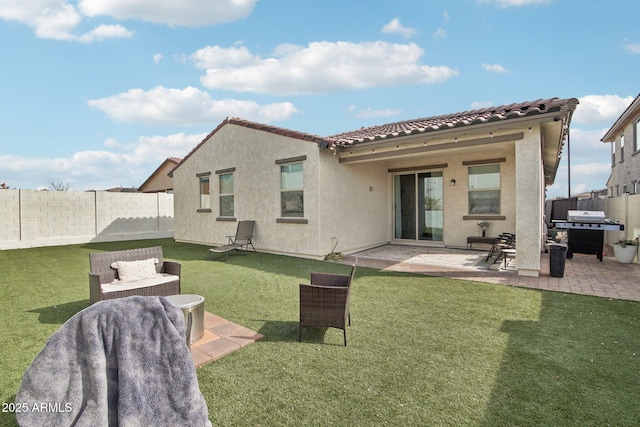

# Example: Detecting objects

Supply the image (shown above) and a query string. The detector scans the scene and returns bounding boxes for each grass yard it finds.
[1,239,639,426]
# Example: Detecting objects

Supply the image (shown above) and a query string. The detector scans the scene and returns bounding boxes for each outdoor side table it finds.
[165,294,205,346]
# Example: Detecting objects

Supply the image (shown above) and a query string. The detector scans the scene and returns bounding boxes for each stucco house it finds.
[602,93,640,196]
[139,157,182,193]
[171,97,578,277]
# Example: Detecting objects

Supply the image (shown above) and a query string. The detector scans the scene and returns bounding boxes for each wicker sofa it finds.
[89,246,181,304]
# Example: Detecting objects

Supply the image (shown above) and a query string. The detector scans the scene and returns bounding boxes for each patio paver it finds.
[190,311,263,368]
[343,245,640,302]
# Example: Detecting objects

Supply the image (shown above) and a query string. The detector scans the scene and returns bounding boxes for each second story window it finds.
[612,142,616,166]
[620,134,624,161]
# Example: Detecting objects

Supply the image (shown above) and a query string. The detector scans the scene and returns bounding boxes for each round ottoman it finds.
[165,294,205,345]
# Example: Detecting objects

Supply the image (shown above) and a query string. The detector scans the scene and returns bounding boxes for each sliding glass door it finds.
[394,172,443,242]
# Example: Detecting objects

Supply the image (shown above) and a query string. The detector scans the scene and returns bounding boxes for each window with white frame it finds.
[280,162,304,217]
[468,164,500,214]
[198,175,210,210]
[218,172,234,217]
[620,133,625,161]
[635,119,639,153]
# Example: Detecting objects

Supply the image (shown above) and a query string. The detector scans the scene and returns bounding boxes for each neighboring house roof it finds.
[601,93,640,142]
[139,157,181,193]
[106,187,139,193]
[330,97,578,147]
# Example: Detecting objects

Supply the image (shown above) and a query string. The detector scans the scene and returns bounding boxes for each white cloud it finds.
[624,42,640,54]
[191,45,255,68]
[153,53,163,64]
[0,0,255,41]
[481,63,510,73]
[351,107,402,120]
[0,132,207,190]
[381,18,416,39]
[77,24,133,42]
[88,86,299,125]
[433,28,447,38]
[477,0,551,7]
[470,101,494,109]
[130,133,207,160]
[197,41,459,95]
[547,127,613,197]
[0,0,132,41]
[547,161,611,197]
[572,95,635,127]
[442,10,450,23]
[78,0,256,27]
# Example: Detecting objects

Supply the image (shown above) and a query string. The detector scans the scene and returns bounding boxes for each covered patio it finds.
[343,245,640,302]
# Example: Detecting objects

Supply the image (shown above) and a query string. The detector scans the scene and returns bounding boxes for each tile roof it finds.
[225,117,334,147]
[329,97,579,147]
[170,97,578,176]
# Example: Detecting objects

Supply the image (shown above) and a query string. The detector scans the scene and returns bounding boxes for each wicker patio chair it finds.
[208,220,256,260]
[299,262,356,346]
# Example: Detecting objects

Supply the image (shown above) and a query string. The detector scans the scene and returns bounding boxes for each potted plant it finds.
[477,221,490,237]
[612,237,639,263]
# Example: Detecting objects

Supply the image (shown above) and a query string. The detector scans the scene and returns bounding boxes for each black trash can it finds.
[549,243,568,278]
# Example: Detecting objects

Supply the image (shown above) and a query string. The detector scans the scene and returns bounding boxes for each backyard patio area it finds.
[1,239,638,426]
[345,244,640,302]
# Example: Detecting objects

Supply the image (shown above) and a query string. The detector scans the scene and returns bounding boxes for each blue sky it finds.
[1,0,638,196]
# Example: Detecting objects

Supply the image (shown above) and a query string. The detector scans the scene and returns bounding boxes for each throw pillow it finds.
[111,258,159,282]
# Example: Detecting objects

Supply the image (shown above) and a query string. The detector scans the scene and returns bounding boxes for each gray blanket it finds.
[16,296,211,426]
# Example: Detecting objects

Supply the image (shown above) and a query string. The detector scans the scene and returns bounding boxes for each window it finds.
[280,163,303,217]
[199,176,210,210]
[635,119,639,153]
[620,134,624,161]
[218,173,234,217]
[468,164,500,214]
[612,142,616,166]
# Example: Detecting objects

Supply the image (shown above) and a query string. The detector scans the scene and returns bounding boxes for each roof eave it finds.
[336,112,572,153]
[601,94,640,142]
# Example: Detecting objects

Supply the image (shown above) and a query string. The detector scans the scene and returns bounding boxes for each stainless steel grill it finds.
[552,211,624,261]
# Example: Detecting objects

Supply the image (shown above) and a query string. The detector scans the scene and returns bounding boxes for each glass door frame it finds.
[392,170,444,244]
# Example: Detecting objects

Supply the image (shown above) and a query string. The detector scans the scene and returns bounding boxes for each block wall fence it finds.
[0,190,173,250]
[602,193,640,246]
[1,189,637,251]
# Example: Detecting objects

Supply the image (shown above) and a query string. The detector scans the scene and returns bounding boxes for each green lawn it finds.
[1,239,639,426]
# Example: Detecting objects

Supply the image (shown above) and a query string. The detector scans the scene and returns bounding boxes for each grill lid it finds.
[567,210,605,223]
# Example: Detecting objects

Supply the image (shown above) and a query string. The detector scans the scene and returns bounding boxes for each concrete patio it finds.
[343,245,640,302]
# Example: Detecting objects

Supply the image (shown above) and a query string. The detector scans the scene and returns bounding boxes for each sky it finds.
[0,0,638,196]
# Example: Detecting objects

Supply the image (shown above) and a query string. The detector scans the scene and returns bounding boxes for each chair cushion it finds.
[102,273,178,293]
[111,258,159,282]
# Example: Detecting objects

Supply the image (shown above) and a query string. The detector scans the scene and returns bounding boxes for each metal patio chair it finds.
[208,220,256,260]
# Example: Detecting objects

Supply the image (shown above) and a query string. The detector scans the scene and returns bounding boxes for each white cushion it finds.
[102,273,178,294]
[111,258,159,282]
